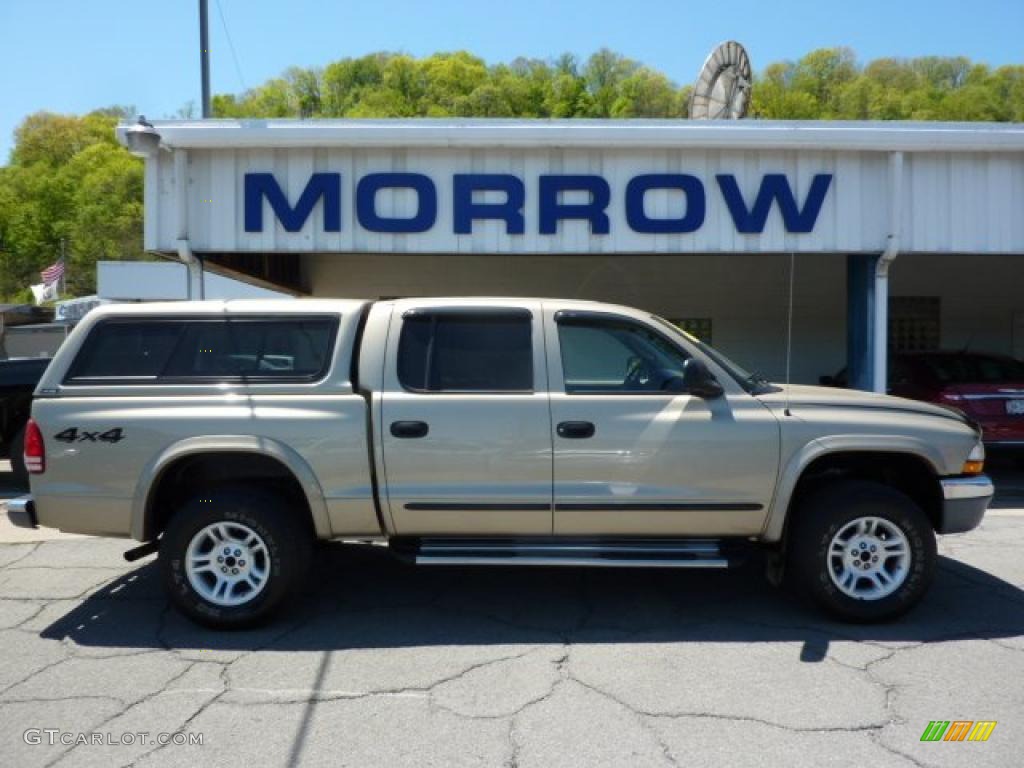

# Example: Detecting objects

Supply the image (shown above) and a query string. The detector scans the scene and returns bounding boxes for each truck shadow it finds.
[40,543,1024,660]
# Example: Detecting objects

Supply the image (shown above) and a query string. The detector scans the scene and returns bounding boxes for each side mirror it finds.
[662,375,686,393]
[681,358,724,399]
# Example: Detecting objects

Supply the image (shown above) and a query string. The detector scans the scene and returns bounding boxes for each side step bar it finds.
[400,538,744,569]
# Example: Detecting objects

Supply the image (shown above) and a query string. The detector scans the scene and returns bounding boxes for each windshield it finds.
[649,314,774,394]
[917,354,1024,384]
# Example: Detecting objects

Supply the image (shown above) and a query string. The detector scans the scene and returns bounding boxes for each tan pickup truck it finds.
[8,298,992,628]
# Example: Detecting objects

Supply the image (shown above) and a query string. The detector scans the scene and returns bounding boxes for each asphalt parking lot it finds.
[1,463,1023,768]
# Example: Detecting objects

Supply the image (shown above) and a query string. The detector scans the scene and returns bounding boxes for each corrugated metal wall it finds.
[144,146,1024,255]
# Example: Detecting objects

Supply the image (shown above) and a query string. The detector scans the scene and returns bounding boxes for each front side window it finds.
[557,315,690,394]
[66,317,337,383]
[398,310,533,392]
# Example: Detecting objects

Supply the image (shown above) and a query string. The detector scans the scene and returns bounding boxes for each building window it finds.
[398,310,533,392]
[889,297,940,353]
[668,318,713,345]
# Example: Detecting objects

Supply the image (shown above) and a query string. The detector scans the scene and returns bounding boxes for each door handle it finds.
[557,420,595,439]
[390,420,429,439]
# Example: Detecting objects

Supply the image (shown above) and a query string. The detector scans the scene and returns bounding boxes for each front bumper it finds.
[5,495,38,529]
[938,475,993,534]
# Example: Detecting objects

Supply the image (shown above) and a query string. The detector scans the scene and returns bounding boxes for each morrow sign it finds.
[244,172,833,236]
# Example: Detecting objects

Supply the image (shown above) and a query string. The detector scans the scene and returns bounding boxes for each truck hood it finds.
[757,383,974,428]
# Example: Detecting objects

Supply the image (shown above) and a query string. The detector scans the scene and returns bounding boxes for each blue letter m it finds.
[717,173,832,234]
[244,173,341,232]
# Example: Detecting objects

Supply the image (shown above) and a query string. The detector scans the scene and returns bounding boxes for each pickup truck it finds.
[9,298,993,628]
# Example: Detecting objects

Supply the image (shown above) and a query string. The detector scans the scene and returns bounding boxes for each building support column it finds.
[849,152,904,393]
[846,254,877,391]
[173,148,205,300]
[872,151,904,394]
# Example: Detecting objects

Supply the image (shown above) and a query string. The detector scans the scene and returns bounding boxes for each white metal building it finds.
[118,119,1024,389]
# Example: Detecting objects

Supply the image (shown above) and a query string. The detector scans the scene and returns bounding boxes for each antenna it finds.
[784,252,795,417]
[689,41,753,120]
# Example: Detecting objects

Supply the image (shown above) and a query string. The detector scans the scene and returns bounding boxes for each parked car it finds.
[0,357,51,485]
[821,351,1024,448]
[8,299,992,628]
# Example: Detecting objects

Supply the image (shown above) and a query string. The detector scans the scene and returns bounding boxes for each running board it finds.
[398,538,744,569]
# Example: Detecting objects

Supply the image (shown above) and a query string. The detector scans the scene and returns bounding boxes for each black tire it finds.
[787,480,936,623]
[160,486,313,629]
[9,425,28,488]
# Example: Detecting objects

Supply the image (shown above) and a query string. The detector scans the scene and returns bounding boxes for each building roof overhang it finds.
[118,118,1024,155]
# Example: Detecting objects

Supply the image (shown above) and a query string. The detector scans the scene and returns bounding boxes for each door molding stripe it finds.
[554,502,763,512]
[403,502,763,512]
[404,503,552,511]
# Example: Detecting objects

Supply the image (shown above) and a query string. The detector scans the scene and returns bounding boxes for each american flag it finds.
[40,259,65,285]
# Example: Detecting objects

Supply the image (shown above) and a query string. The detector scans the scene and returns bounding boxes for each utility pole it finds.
[199,0,211,118]
[196,0,210,301]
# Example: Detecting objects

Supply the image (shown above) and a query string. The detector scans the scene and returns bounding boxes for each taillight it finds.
[24,418,45,474]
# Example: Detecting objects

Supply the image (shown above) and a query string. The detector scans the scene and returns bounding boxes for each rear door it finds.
[545,306,780,536]
[380,301,553,535]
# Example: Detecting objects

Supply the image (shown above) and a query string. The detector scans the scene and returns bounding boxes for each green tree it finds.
[286,67,323,117]
[0,110,144,300]
[791,47,858,116]
[611,68,680,117]
[583,48,638,117]
[382,55,427,115]
[322,54,387,115]
[420,51,489,115]
[545,69,590,117]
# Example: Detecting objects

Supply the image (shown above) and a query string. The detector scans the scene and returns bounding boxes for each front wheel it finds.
[160,487,313,628]
[787,481,936,622]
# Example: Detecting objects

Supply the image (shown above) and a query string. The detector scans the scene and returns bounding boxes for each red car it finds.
[822,351,1024,447]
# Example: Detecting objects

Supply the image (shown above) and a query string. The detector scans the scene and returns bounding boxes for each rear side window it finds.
[66,317,338,384]
[65,323,182,380]
[398,310,533,392]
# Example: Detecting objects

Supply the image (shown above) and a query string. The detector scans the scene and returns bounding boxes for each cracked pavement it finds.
[0,503,1022,767]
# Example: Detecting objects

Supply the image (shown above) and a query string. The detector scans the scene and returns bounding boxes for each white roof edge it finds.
[117,118,1024,153]
[87,298,366,316]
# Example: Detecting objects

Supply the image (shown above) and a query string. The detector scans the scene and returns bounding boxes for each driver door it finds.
[544,306,779,536]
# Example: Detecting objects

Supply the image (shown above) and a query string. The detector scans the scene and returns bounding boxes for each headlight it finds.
[962,442,985,475]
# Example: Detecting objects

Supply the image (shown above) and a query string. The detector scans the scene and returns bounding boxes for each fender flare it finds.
[130,435,332,541]
[761,434,945,542]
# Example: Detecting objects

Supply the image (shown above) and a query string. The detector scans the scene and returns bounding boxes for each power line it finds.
[215,0,247,93]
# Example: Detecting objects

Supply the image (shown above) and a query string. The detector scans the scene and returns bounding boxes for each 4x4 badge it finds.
[53,427,125,444]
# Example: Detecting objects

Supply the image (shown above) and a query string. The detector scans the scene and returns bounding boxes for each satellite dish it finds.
[689,41,752,119]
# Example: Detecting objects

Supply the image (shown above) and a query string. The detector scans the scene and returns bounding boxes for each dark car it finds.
[0,357,51,484]
[822,351,1024,447]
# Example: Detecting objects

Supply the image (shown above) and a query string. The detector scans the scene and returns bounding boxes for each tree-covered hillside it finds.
[2,48,1022,301]
[211,48,1024,122]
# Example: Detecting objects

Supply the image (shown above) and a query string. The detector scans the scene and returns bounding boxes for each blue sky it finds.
[2,0,1022,162]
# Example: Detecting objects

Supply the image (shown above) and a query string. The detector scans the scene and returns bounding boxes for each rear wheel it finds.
[787,481,936,622]
[160,486,313,628]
